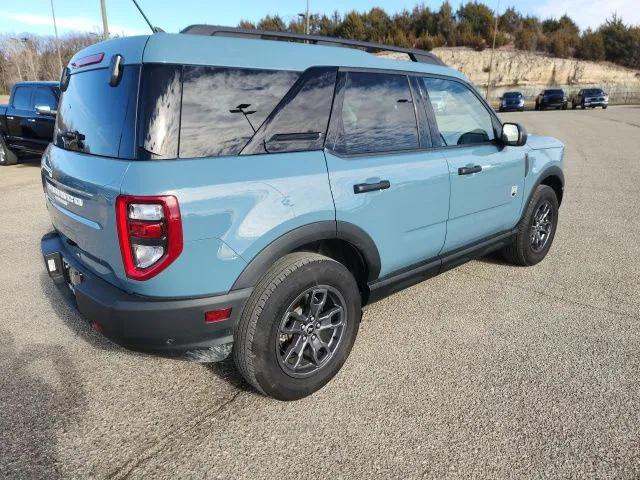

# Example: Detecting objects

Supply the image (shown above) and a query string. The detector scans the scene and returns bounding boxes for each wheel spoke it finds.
[280,311,305,335]
[317,306,344,330]
[283,336,306,364]
[309,335,330,366]
[308,288,328,317]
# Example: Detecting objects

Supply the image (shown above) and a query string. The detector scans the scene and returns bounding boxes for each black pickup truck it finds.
[0,81,59,166]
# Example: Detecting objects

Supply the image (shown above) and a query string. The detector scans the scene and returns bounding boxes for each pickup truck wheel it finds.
[0,139,18,166]
[502,185,559,266]
[233,252,361,401]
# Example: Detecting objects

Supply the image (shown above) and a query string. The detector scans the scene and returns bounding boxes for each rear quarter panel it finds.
[120,151,335,298]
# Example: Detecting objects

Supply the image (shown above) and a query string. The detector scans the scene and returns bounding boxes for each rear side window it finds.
[55,66,140,158]
[242,67,337,155]
[331,72,419,155]
[138,64,183,159]
[12,87,32,110]
[179,67,299,158]
[422,77,495,146]
[33,87,58,110]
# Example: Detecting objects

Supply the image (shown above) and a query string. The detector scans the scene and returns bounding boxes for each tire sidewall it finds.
[250,259,360,400]
[521,186,559,265]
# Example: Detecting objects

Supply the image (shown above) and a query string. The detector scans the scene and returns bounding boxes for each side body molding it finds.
[231,221,381,290]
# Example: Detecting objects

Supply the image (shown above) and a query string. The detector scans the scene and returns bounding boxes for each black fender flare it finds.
[521,165,565,222]
[231,221,381,290]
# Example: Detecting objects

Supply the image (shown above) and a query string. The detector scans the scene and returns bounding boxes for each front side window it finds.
[332,72,419,155]
[179,67,299,158]
[422,77,495,146]
[33,87,58,110]
[12,87,32,110]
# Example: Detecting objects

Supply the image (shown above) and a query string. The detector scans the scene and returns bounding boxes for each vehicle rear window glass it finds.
[332,72,419,155]
[422,77,495,146]
[12,87,32,110]
[179,67,299,158]
[33,87,58,110]
[242,67,337,155]
[55,66,140,158]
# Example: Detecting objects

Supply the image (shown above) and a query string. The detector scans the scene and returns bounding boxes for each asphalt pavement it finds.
[1,106,639,479]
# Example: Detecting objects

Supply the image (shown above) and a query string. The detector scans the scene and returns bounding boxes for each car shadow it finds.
[475,251,511,266]
[0,329,87,479]
[39,272,252,393]
[203,358,253,392]
[39,272,125,353]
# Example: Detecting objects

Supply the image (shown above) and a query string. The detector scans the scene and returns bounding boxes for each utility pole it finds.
[100,0,109,39]
[50,0,63,73]
[305,0,310,35]
[486,0,500,101]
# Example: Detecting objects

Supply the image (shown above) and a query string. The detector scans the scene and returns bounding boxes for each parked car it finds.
[498,91,525,112]
[534,89,568,110]
[0,81,59,166]
[41,28,565,400]
[571,88,608,109]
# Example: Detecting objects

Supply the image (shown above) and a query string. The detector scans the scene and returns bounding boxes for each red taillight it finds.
[71,52,104,69]
[115,195,183,281]
[205,308,232,324]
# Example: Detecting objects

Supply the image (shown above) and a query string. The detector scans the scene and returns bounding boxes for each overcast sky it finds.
[0,0,638,38]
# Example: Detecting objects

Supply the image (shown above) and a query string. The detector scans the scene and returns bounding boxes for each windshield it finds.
[504,92,521,98]
[545,89,563,95]
[584,89,604,96]
[54,66,140,159]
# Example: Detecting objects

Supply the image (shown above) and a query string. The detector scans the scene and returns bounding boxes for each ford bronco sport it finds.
[41,27,565,400]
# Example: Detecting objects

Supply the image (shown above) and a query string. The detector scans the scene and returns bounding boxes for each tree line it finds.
[0,33,98,95]
[1,2,639,95]
[241,4,640,68]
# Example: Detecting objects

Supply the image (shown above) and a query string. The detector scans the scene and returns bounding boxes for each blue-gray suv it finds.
[41,26,565,400]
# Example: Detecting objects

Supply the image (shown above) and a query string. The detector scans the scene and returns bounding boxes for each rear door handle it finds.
[353,180,391,194]
[27,118,36,123]
[458,165,482,175]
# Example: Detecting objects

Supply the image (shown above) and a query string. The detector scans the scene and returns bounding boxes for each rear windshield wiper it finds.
[60,130,86,150]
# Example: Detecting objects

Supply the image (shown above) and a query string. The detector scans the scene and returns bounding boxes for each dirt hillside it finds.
[433,47,640,102]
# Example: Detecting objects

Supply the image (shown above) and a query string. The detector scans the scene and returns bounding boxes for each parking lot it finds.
[1,106,639,478]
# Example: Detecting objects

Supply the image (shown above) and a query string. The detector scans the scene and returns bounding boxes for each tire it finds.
[233,252,361,401]
[572,102,576,110]
[0,138,18,166]
[581,102,585,110]
[562,103,567,110]
[534,102,539,111]
[603,105,607,109]
[501,185,559,266]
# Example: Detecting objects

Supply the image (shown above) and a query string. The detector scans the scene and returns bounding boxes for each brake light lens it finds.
[116,195,183,281]
[71,52,104,69]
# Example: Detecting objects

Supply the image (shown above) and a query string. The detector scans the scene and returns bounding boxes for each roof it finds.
[142,33,465,80]
[66,32,466,81]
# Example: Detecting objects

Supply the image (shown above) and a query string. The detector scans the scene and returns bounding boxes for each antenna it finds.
[132,0,163,33]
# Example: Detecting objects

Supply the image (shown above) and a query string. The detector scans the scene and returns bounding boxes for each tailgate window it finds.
[55,66,140,159]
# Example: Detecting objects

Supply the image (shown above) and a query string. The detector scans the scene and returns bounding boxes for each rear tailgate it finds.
[43,145,130,287]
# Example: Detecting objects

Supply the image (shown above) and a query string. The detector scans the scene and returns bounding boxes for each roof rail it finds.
[180,25,446,67]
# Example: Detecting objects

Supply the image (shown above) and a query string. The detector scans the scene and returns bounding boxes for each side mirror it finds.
[501,122,527,147]
[36,105,57,116]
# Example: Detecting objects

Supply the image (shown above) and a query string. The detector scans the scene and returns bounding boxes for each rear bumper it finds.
[41,231,251,361]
